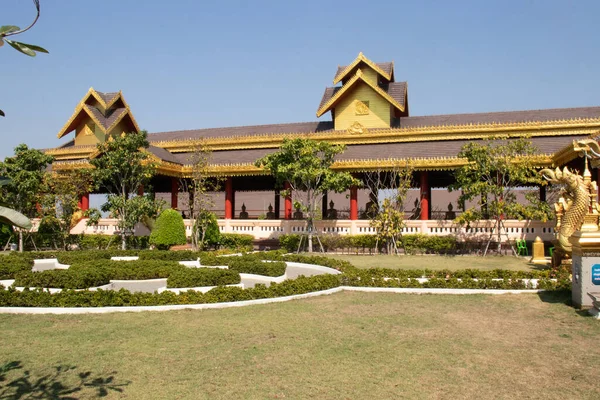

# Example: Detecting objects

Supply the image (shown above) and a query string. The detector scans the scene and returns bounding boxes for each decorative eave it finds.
[44,116,600,160]
[551,135,600,167]
[333,52,393,84]
[149,117,600,153]
[317,69,405,117]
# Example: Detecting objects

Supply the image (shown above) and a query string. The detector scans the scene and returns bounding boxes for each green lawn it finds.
[317,253,544,271]
[1,291,598,399]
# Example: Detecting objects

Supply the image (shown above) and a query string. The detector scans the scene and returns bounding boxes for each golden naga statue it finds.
[540,139,600,253]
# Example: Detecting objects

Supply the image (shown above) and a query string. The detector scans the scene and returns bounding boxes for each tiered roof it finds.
[47,54,600,177]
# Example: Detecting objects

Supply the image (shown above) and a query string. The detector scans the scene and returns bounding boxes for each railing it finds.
[28,218,556,242]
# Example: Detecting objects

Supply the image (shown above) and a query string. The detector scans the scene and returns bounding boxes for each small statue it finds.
[239,203,249,219]
[293,204,304,219]
[266,203,276,219]
[411,198,421,220]
[326,200,338,219]
[445,202,456,220]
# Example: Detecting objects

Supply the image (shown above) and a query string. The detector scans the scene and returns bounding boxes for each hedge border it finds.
[0,287,547,314]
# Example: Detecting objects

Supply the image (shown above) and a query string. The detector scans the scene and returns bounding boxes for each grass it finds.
[317,253,543,271]
[1,291,599,399]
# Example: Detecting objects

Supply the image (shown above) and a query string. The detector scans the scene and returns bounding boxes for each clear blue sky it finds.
[1,0,599,159]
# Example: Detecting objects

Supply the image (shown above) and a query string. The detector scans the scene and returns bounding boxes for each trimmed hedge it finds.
[227,258,286,277]
[278,234,458,254]
[219,233,253,251]
[167,268,240,288]
[0,251,572,308]
[150,209,187,250]
[13,260,241,289]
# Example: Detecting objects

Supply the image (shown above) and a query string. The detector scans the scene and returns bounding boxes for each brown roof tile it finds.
[381,81,407,108]
[400,106,600,128]
[318,87,341,111]
[149,121,335,142]
[85,105,127,130]
[173,134,585,166]
[147,146,181,164]
[95,91,119,105]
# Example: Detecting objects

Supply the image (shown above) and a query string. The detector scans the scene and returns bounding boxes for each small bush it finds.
[227,258,286,277]
[150,209,186,250]
[167,268,240,288]
[219,233,253,251]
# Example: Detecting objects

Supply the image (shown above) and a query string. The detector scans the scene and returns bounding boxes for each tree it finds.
[180,142,221,250]
[255,138,359,252]
[1,0,49,117]
[450,137,552,255]
[40,170,94,250]
[150,209,186,250]
[0,144,53,251]
[88,131,162,250]
[362,163,414,254]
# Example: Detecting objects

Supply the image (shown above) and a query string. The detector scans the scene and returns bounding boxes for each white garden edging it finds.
[0,286,545,315]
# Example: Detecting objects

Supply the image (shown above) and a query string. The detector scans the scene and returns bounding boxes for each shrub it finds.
[219,233,253,251]
[150,209,186,250]
[279,234,304,252]
[227,258,286,277]
[196,211,221,249]
[167,268,240,288]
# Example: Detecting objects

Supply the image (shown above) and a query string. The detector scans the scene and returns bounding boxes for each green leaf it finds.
[0,25,20,35]
[14,41,48,54]
[5,39,36,56]
[0,205,32,229]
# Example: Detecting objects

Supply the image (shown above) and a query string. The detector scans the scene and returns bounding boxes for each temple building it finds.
[44,53,600,240]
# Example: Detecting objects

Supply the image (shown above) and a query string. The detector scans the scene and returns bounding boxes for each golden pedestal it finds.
[569,215,600,308]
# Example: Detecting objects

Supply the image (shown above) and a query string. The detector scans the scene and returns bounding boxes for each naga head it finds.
[540,166,581,191]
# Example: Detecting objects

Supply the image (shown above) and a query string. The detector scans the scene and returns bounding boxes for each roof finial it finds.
[358,51,364,57]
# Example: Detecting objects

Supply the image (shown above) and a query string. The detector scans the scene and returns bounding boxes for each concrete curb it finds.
[0,286,544,315]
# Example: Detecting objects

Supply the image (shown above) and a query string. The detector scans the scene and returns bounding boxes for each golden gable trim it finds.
[333,52,393,84]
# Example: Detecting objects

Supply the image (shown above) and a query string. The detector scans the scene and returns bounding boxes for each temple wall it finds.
[334,82,390,130]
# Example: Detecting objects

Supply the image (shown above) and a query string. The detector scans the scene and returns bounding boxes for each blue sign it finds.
[592,264,600,286]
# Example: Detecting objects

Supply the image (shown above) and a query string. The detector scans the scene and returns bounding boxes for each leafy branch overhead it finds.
[1,0,48,117]
[0,1,48,57]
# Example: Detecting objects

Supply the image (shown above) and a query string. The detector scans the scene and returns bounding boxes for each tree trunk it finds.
[18,230,23,253]
[121,234,126,250]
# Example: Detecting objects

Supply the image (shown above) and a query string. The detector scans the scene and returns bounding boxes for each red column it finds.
[284,181,292,220]
[137,185,144,196]
[420,171,430,220]
[171,178,178,209]
[78,193,90,211]
[350,186,358,220]
[225,177,233,219]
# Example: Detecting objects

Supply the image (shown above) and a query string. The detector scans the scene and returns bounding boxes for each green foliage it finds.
[195,211,220,250]
[167,268,240,288]
[1,1,48,117]
[0,2,48,58]
[278,234,457,255]
[0,144,53,218]
[451,137,550,223]
[227,258,286,277]
[255,138,360,252]
[88,130,162,249]
[450,137,552,254]
[149,209,186,250]
[13,259,241,289]
[219,233,253,251]
[40,170,94,250]
[0,251,572,307]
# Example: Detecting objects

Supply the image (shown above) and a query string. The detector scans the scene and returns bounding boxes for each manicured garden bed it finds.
[0,250,570,308]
